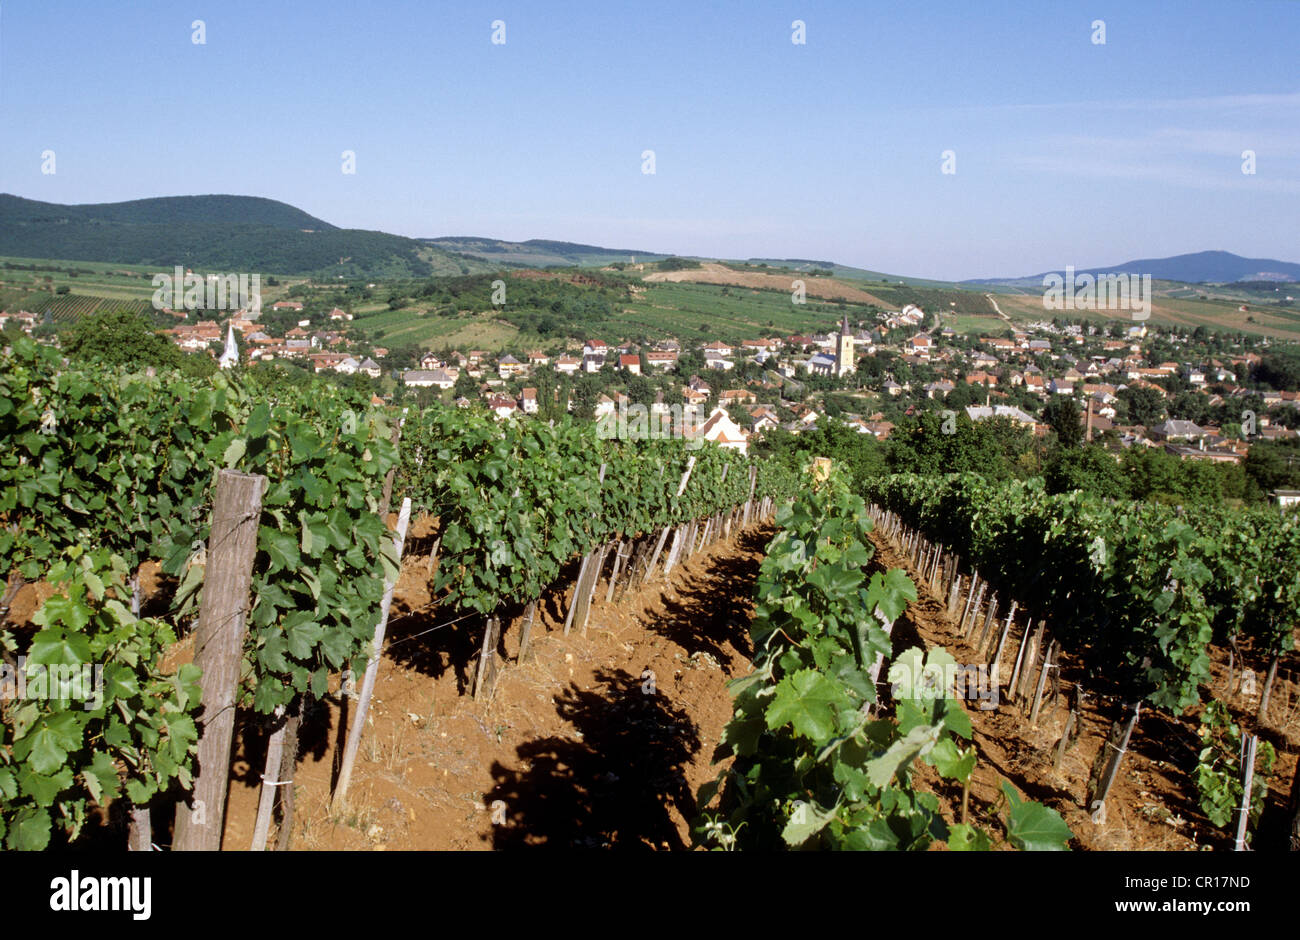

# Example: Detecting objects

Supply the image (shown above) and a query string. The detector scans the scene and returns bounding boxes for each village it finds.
[3,291,1298,480]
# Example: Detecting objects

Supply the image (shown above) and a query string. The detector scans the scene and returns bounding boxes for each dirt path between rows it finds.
[221,526,772,850]
[867,528,1300,851]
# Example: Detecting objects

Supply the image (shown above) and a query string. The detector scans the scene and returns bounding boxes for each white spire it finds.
[218,322,238,369]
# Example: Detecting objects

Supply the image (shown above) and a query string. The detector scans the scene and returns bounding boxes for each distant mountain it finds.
[424,236,671,268]
[0,194,491,278]
[0,194,335,231]
[966,250,1300,287]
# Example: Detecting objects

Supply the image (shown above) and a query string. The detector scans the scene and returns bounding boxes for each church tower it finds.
[834,315,855,378]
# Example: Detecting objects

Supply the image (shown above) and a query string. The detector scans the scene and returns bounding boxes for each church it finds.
[808,316,855,377]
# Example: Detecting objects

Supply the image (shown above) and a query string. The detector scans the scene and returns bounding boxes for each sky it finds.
[0,0,1297,280]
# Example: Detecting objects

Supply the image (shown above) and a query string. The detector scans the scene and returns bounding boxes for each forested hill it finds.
[0,194,490,278]
[0,194,335,230]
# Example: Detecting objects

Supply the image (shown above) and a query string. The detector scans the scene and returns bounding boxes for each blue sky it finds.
[0,0,1296,279]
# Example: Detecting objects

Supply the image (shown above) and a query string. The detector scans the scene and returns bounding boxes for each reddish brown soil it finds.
[643,262,889,306]
[219,526,771,850]
[866,529,1300,851]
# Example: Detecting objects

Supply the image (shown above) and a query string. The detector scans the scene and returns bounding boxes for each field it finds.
[988,283,1300,339]
[644,261,888,305]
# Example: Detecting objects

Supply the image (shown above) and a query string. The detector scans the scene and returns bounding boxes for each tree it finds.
[1118,385,1165,427]
[1042,395,1083,448]
[62,309,184,370]
[1044,445,1126,498]
[1256,350,1300,391]
[1244,439,1300,494]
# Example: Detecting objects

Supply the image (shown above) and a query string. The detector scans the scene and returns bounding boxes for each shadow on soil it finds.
[483,667,702,849]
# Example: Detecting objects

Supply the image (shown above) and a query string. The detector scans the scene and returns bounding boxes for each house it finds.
[965,405,1036,427]
[747,405,780,434]
[527,351,550,367]
[720,389,757,406]
[594,394,616,418]
[358,357,381,378]
[646,350,678,370]
[619,353,641,375]
[328,307,352,321]
[908,335,933,360]
[488,395,518,420]
[404,369,454,389]
[703,340,733,357]
[692,407,749,454]
[704,354,735,371]
[554,355,582,375]
[1148,419,1205,442]
[309,353,350,373]
[924,381,954,399]
[497,354,527,377]
[271,301,304,312]
[519,387,538,414]
[1273,490,1300,509]
[881,379,904,397]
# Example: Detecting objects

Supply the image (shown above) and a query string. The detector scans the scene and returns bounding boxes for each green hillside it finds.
[0,195,489,279]
[424,236,672,268]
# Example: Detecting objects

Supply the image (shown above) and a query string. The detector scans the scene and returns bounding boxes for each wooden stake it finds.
[989,601,1017,670]
[1017,623,1044,704]
[517,600,538,663]
[578,541,610,634]
[251,705,287,850]
[1029,639,1057,728]
[1008,617,1034,700]
[976,595,998,654]
[473,615,502,700]
[605,541,627,604]
[332,498,412,811]
[1053,686,1080,772]
[1234,734,1259,851]
[1258,651,1281,724]
[173,469,265,852]
[1090,701,1142,818]
[563,553,592,635]
[274,698,301,851]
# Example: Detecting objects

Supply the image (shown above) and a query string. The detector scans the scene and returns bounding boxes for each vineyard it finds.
[0,336,797,850]
[863,472,1300,847]
[1,332,1296,851]
[0,288,153,323]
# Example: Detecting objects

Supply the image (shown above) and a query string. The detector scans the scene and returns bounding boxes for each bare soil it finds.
[866,528,1300,851]
[644,262,888,306]
[219,526,772,850]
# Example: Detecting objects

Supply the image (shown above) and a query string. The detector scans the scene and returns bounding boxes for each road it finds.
[985,293,1012,322]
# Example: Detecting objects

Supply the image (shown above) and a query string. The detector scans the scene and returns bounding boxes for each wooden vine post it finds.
[1233,734,1259,851]
[517,600,538,662]
[332,497,412,812]
[250,704,287,850]
[1087,701,1142,824]
[127,579,151,851]
[173,469,266,852]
